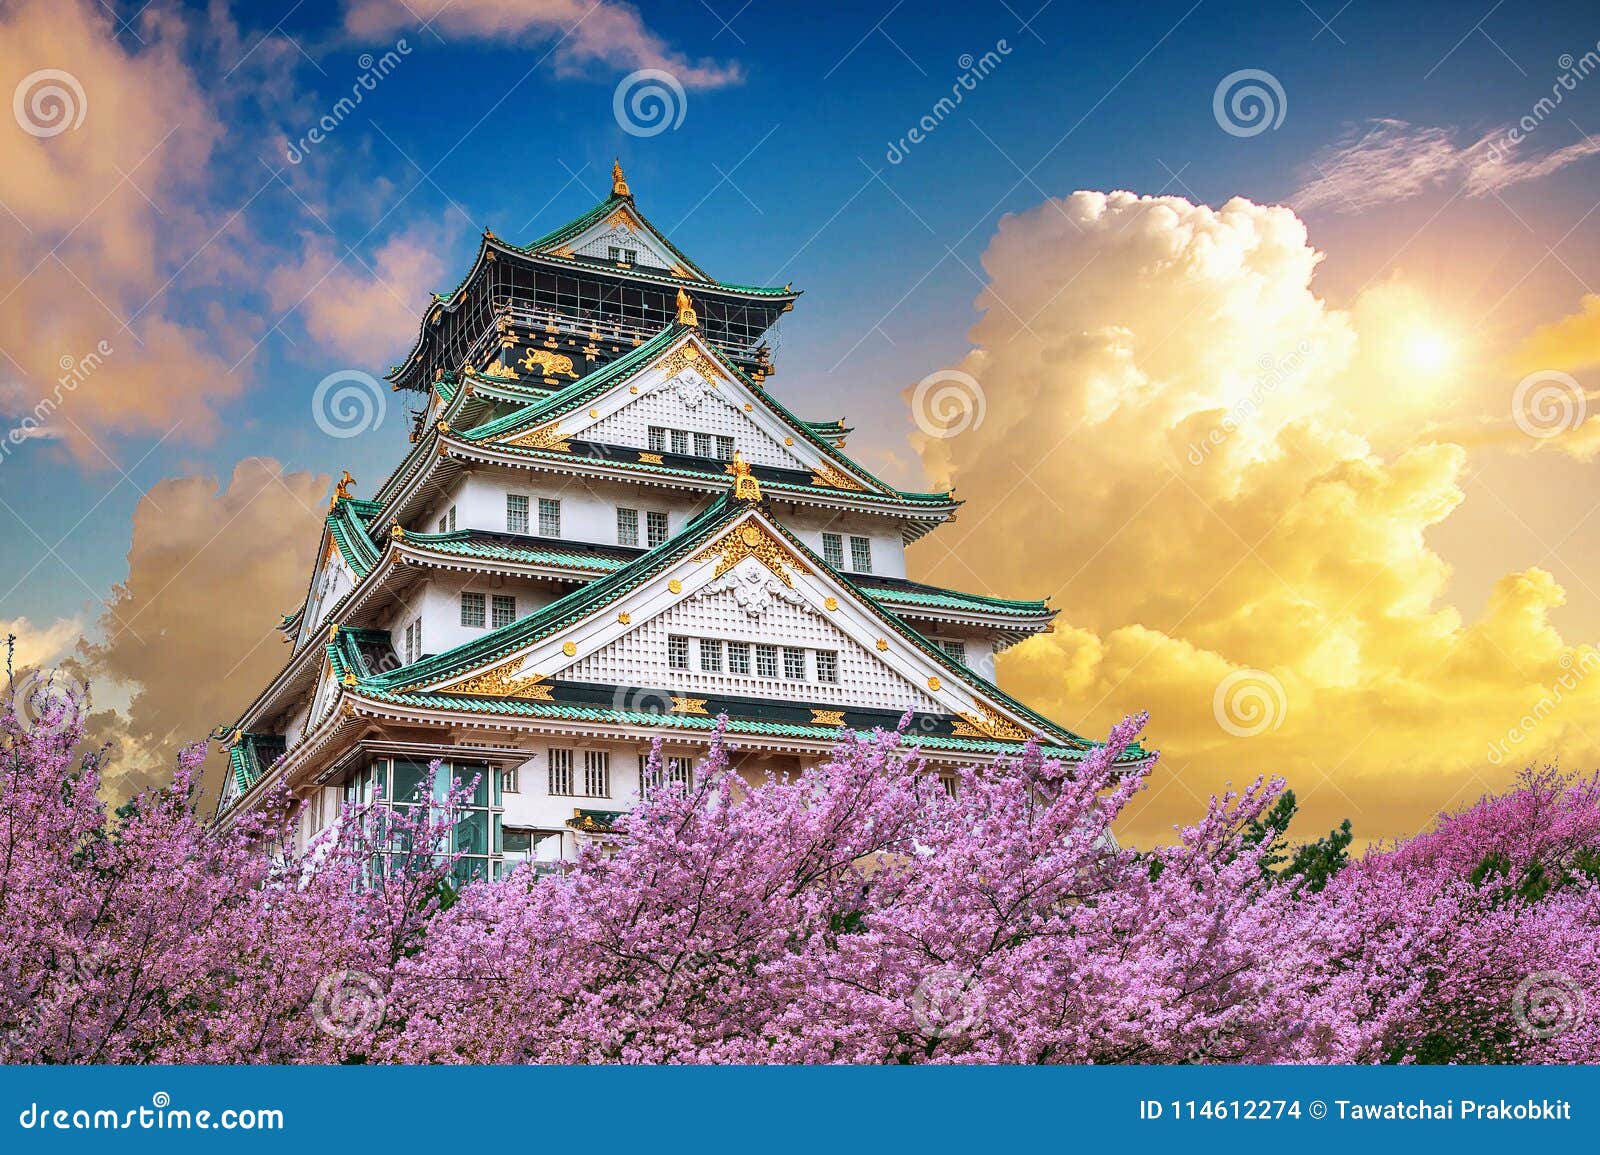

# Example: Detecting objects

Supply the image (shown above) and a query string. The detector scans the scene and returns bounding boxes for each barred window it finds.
[617,507,639,547]
[668,635,690,670]
[670,429,690,455]
[700,638,723,673]
[506,494,529,534]
[694,432,714,458]
[937,639,967,664]
[648,427,667,453]
[646,510,669,547]
[501,768,519,793]
[715,435,735,460]
[727,641,751,675]
[667,756,693,791]
[822,532,844,568]
[538,498,561,537]
[491,595,516,629]
[783,647,806,681]
[640,753,695,799]
[437,505,456,533]
[816,650,839,683]
[460,592,486,628]
[850,536,873,573]
[548,748,573,796]
[582,750,610,798]
[755,644,779,678]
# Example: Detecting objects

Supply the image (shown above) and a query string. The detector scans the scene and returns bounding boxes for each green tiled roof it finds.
[328,498,382,579]
[403,530,636,573]
[354,496,1105,754]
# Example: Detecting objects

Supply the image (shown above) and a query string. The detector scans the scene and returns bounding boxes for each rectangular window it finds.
[608,246,635,264]
[402,619,415,663]
[548,748,573,796]
[491,595,517,629]
[582,750,610,798]
[648,427,667,453]
[640,753,694,799]
[755,644,779,678]
[939,773,959,800]
[816,650,839,683]
[821,532,844,569]
[668,635,690,670]
[783,647,806,681]
[460,591,486,628]
[646,510,669,547]
[617,507,639,547]
[715,435,735,460]
[437,505,456,533]
[502,768,519,793]
[938,639,967,665]
[850,535,873,573]
[538,498,561,537]
[670,429,690,456]
[700,638,723,673]
[666,756,693,791]
[727,641,750,675]
[506,494,529,534]
[694,432,715,458]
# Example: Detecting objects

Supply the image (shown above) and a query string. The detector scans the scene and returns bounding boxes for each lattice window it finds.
[756,644,779,678]
[727,641,751,675]
[822,533,844,568]
[646,511,669,547]
[460,592,486,628]
[694,432,714,458]
[937,639,967,665]
[668,635,690,670]
[850,536,873,573]
[538,498,562,537]
[816,650,839,683]
[582,750,610,798]
[491,595,517,629]
[670,429,690,455]
[506,494,529,534]
[648,427,667,453]
[617,507,640,547]
[437,505,456,533]
[716,435,735,460]
[783,647,806,681]
[548,748,573,795]
[700,638,723,672]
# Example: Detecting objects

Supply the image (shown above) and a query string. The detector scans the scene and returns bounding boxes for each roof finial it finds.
[729,451,761,502]
[611,159,631,198]
[676,287,698,327]
[329,470,355,510]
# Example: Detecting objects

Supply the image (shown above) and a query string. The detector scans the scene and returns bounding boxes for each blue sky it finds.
[5,0,1599,628]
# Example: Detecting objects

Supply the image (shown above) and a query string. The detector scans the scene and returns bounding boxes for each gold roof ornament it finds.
[611,159,630,198]
[675,287,698,327]
[329,470,355,510]
[728,451,761,502]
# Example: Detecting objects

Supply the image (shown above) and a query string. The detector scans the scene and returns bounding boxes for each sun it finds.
[1402,329,1456,375]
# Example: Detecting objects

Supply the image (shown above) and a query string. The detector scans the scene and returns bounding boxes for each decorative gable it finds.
[550,205,693,277]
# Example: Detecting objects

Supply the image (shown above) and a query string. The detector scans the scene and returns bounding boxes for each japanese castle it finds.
[214,163,1141,874]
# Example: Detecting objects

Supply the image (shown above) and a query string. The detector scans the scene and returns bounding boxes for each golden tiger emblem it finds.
[519,348,577,378]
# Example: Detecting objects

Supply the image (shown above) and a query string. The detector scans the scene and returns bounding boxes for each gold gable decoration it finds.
[611,159,630,198]
[951,705,1031,742]
[654,339,724,383]
[675,288,698,327]
[500,420,572,452]
[691,518,812,588]
[727,452,761,502]
[810,463,867,492]
[424,656,553,701]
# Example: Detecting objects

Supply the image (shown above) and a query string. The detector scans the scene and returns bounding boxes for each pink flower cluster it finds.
[1,676,1595,1064]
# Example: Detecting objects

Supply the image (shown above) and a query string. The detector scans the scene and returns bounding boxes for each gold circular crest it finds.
[562,642,577,657]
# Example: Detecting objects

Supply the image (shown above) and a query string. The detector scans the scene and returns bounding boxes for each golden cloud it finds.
[0,0,250,457]
[77,458,327,803]
[908,190,1600,846]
